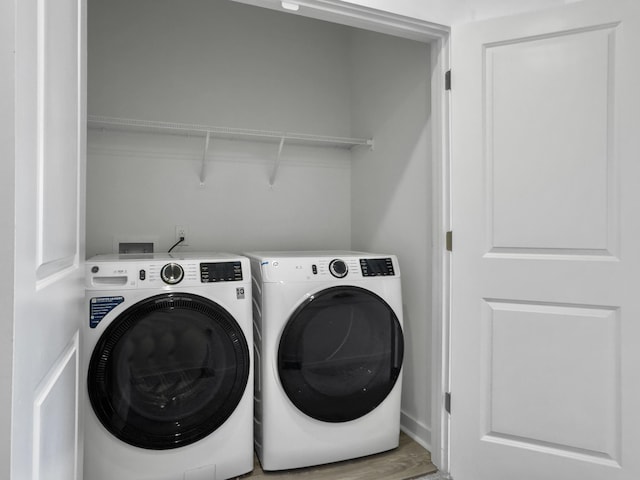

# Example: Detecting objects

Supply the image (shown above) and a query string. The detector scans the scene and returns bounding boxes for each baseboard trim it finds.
[400,411,431,453]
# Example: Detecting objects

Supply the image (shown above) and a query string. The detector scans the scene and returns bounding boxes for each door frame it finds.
[0,0,16,476]
[230,0,452,470]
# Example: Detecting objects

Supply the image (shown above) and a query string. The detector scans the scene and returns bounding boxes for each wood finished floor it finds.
[236,432,437,480]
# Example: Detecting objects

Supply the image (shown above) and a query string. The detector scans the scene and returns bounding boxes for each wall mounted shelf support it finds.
[199,131,211,186]
[269,136,286,187]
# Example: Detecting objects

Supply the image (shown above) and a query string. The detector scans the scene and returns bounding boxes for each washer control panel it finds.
[86,254,248,289]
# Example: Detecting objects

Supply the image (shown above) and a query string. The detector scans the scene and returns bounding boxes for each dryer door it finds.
[278,285,403,422]
[87,293,250,450]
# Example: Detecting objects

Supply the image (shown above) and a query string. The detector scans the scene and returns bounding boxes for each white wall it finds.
[87,0,354,256]
[349,29,432,445]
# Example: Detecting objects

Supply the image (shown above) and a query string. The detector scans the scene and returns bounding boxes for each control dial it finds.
[161,262,184,285]
[329,259,348,278]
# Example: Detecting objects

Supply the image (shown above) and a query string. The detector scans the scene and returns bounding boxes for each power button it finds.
[139,269,146,281]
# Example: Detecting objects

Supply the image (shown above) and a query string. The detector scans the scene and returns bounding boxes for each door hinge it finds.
[445,392,451,414]
[446,231,453,252]
[445,69,451,90]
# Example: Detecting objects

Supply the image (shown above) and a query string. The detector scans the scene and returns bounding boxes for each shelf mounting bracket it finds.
[269,135,286,187]
[199,131,211,186]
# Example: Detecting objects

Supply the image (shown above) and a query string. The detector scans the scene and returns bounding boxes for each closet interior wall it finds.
[86,0,433,448]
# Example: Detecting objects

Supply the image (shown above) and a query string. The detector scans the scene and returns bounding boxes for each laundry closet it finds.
[86,0,434,451]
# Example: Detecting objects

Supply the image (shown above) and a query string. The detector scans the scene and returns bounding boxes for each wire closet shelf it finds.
[87,115,374,186]
[87,115,373,149]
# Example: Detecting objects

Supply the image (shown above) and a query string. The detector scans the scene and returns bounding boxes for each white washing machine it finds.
[83,253,253,480]
[245,251,404,471]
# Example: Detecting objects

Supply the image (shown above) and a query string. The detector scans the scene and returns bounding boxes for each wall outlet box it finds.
[175,225,189,246]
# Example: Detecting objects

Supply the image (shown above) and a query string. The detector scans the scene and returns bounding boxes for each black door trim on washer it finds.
[87,292,250,450]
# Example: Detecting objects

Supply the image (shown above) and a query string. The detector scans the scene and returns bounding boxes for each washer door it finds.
[87,293,249,450]
[278,285,403,422]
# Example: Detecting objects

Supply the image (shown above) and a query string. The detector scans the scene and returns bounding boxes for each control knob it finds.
[329,259,348,278]
[161,263,184,285]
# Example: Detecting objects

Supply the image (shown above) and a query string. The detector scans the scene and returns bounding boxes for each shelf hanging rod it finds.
[87,115,373,149]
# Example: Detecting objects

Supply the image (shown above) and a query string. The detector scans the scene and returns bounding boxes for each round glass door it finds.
[87,293,250,450]
[278,286,403,422]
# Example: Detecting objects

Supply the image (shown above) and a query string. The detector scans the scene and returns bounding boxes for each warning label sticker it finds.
[89,296,124,329]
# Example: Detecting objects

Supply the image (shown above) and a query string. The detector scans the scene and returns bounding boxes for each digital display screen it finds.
[200,261,243,282]
[360,258,395,277]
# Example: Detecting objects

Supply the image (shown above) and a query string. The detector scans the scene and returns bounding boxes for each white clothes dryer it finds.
[83,253,253,480]
[245,251,404,471]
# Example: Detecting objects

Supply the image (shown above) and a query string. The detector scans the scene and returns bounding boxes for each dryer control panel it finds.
[252,252,399,283]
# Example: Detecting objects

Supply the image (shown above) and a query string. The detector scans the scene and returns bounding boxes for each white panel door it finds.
[450,1,639,479]
[13,0,86,478]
